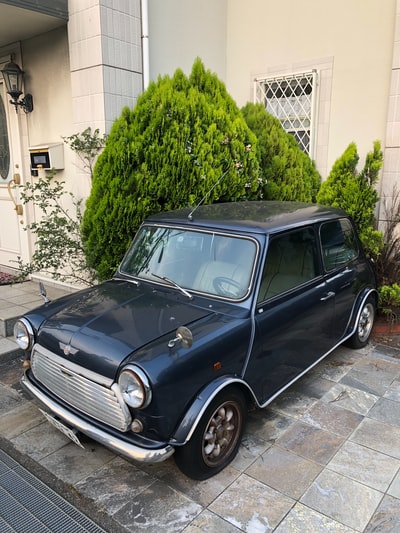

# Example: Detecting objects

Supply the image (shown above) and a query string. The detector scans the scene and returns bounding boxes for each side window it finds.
[258,227,318,302]
[320,218,359,271]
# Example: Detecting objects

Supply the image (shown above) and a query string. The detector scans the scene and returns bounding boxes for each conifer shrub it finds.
[82,59,263,280]
[241,102,321,202]
[316,141,383,253]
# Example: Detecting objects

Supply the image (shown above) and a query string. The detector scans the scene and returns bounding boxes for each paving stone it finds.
[275,420,343,465]
[350,418,400,459]
[232,431,271,472]
[292,374,336,399]
[388,470,400,499]
[340,355,400,396]
[0,337,21,357]
[127,455,177,480]
[384,378,400,402]
[301,469,383,531]
[367,397,400,427]
[321,382,379,416]
[184,509,242,532]
[0,401,44,439]
[38,438,116,485]
[0,354,25,387]
[209,473,294,532]
[328,441,400,492]
[112,480,202,532]
[246,446,322,500]
[268,389,318,419]
[307,348,362,383]
[245,407,295,444]
[75,457,155,515]
[274,502,355,533]
[0,383,27,415]
[161,461,239,508]
[11,420,72,461]
[364,495,400,533]
[302,398,364,437]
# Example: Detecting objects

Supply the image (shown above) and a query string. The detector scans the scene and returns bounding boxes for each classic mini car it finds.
[16,201,377,480]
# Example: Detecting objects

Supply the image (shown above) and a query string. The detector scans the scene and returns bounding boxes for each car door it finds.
[320,217,361,340]
[244,226,335,404]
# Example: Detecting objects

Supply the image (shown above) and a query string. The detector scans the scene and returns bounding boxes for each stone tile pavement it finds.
[1,281,400,532]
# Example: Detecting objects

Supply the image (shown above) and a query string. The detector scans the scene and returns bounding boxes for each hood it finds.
[36,279,213,378]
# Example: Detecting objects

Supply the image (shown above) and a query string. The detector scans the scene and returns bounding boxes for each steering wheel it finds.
[213,277,243,298]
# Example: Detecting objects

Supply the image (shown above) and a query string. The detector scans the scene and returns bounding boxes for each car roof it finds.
[146,201,349,234]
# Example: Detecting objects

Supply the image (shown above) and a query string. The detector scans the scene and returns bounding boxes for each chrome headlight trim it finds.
[118,365,152,409]
[14,318,35,351]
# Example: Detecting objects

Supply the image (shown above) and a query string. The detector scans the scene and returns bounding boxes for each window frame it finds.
[319,218,360,272]
[257,226,320,303]
[254,70,318,158]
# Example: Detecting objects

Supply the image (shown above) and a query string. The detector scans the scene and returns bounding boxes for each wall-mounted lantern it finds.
[1,61,33,113]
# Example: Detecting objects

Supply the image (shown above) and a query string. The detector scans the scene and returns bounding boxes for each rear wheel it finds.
[174,389,247,480]
[346,295,376,349]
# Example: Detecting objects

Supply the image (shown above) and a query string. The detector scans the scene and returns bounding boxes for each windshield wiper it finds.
[151,273,193,300]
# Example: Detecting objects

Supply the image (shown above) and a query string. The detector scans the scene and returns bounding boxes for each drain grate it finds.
[0,449,107,533]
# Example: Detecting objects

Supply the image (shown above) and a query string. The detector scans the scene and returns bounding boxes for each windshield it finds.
[119,225,258,300]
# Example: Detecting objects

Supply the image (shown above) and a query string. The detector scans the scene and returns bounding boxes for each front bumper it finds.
[21,371,175,463]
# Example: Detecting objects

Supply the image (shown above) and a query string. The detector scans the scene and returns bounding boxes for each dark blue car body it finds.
[17,201,377,479]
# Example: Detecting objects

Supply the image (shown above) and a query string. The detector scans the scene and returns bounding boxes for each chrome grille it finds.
[31,346,132,432]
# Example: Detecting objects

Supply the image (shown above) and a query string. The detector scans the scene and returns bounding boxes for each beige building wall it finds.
[381,0,400,212]
[226,0,396,180]
[148,0,227,84]
[148,0,397,183]
[1,0,399,278]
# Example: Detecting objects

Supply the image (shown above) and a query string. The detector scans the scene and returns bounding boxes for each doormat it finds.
[0,272,21,285]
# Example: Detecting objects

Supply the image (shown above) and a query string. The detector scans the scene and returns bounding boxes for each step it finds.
[0,336,23,362]
[0,280,75,338]
[0,315,19,338]
[0,282,43,337]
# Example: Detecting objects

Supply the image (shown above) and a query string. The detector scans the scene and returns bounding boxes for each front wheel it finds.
[174,389,247,480]
[346,295,376,349]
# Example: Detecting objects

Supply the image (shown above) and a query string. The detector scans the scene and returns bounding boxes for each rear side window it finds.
[320,218,359,271]
[258,227,318,302]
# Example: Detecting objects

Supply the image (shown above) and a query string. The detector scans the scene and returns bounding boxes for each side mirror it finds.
[168,326,193,349]
[39,281,50,304]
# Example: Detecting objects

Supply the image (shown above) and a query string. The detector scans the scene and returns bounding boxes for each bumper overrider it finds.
[21,371,175,463]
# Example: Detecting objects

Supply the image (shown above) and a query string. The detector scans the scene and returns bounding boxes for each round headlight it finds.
[14,319,35,351]
[118,366,152,409]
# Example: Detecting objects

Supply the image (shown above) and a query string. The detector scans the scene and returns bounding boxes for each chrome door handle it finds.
[320,291,335,301]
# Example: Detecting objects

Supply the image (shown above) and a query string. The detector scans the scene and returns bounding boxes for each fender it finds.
[345,287,378,339]
[169,375,254,446]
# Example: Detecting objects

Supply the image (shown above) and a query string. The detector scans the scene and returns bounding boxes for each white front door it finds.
[0,81,30,270]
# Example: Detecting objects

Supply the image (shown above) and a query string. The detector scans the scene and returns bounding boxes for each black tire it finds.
[174,389,247,480]
[346,295,376,349]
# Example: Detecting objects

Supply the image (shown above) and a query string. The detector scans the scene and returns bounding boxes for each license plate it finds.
[39,409,84,448]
